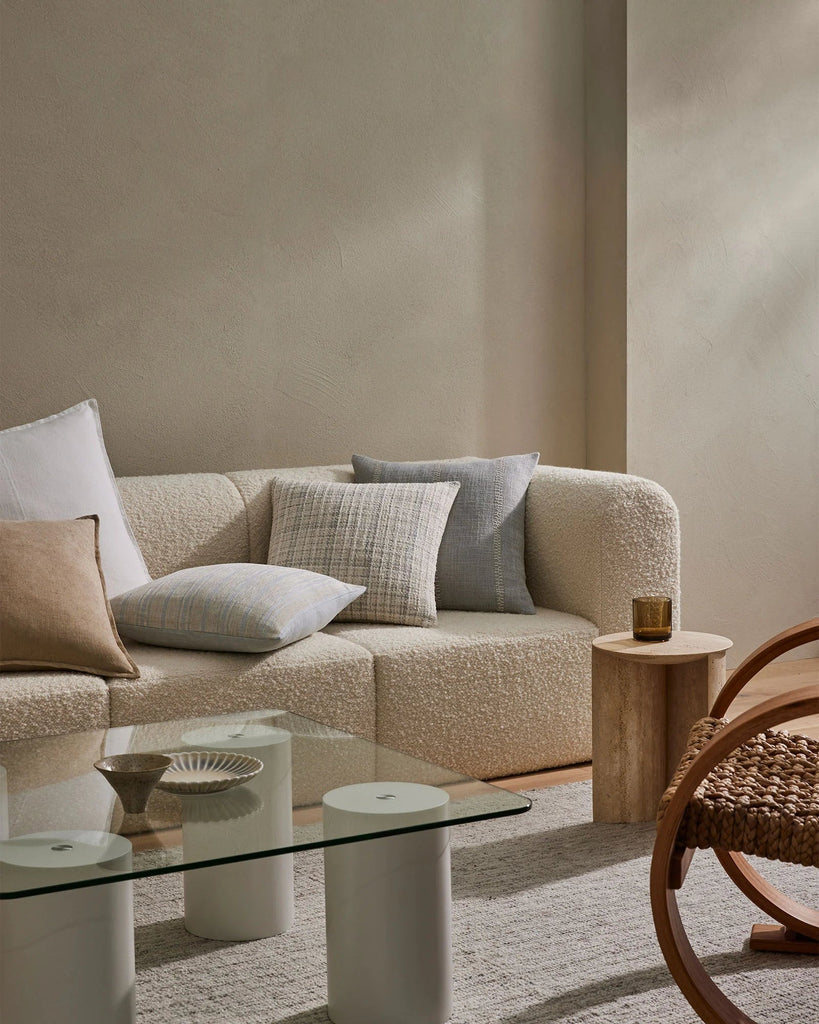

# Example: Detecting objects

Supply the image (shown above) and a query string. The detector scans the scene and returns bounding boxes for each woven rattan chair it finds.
[650,617,819,1024]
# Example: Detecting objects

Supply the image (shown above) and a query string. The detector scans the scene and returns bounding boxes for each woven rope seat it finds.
[658,717,819,869]
[650,618,819,1024]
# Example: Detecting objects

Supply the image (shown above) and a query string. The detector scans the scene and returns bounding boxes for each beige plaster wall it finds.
[584,0,626,473]
[0,0,585,476]
[627,0,819,662]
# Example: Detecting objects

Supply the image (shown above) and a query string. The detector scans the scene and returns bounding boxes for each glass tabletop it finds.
[0,709,531,899]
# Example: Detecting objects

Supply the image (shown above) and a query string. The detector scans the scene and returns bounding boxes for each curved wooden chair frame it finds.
[650,617,819,1024]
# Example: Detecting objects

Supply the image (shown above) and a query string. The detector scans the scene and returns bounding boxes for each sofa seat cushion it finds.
[325,608,597,779]
[0,671,110,742]
[107,632,375,740]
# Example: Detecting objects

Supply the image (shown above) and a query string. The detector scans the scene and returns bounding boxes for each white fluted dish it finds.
[156,751,263,794]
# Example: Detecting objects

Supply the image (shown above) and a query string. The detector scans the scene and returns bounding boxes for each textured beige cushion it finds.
[0,517,138,677]
[0,671,110,741]
[326,608,598,779]
[267,478,460,626]
[108,632,376,740]
[227,466,354,564]
[117,473,249,579]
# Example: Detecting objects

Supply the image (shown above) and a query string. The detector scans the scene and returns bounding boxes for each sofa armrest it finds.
[524,466,680,635]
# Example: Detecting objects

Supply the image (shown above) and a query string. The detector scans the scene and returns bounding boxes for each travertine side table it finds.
[591,631,732,823]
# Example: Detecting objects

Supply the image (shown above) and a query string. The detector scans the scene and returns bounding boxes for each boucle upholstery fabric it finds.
[117,473,249,579]
[0,463,681,778]
[325,608,598,779]
[352,452,538,613]
[267,478,460,626]
[0,729,105,793]
[0,671,109,741]
[523,465,681,635]
[108,632,376,740]
[122,464,680,639]
[227,466,354,564]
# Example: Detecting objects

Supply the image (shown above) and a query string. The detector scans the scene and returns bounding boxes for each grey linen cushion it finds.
[267,479,460,627]
[352,453,539,613]
[111,564,365,652]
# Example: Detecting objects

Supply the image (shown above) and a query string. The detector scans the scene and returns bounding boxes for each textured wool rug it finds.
[134,781,817,1023]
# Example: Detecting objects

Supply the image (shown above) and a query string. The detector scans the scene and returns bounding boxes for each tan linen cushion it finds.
[0,517,138,677]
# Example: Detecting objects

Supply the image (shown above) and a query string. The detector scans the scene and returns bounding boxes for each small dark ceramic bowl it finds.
[94,753,173,814]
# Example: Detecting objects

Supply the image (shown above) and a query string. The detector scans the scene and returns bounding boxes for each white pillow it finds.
[0,400,150,597]
[111,563,365,652]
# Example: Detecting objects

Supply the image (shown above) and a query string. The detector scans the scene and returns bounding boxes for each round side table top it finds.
[593,630,732,664]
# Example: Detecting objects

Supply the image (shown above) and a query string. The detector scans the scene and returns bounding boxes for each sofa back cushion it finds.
[117,473,250,578]
[116,467,354,577]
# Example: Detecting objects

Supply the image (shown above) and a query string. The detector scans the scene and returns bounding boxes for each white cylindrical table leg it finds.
[323,781,452,1024]
[0,831,135,1024]
[180,723,294,940]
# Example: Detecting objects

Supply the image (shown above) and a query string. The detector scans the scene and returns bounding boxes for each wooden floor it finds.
[493,656,819,794]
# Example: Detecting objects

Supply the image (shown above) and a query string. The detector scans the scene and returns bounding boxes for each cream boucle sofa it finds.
[0,465,680,779]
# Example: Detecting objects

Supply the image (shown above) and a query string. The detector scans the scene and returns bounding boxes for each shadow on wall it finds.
[627,0,819,662]
[479,0,585,465]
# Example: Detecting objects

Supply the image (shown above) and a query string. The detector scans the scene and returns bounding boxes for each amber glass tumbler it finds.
[632,596,672,642]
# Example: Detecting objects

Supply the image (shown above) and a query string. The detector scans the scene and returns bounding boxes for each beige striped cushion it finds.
[267,479,460,626]
[110,563,365,652]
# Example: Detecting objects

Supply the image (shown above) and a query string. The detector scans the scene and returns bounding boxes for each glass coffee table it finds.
[0,709,530,1024]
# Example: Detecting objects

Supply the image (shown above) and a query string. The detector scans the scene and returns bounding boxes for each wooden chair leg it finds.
[651,870,757,1024]
[749,925,819,954]
[714,848,819,956]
